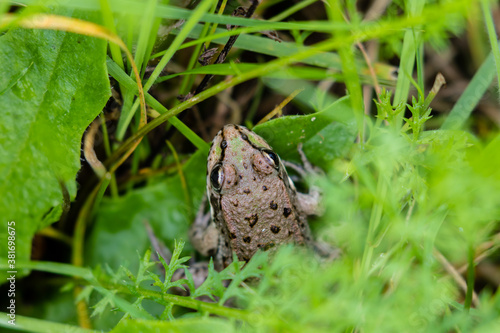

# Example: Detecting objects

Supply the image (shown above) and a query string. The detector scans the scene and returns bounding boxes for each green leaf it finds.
[219,251,268,305]
[92,285,155,320]
[192,258,226,300]
[253,96,356,168]
[135,248,157,287]
[91,290,118,318]
[158,240,190,293]
[0,8,110,279]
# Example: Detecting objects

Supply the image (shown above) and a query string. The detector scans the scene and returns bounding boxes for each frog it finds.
[189,124,326,271]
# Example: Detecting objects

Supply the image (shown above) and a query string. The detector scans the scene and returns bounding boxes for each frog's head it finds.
[207,124,284,195]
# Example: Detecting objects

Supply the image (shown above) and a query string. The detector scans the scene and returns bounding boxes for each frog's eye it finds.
[210,163,224,192]
[262,149,280,170]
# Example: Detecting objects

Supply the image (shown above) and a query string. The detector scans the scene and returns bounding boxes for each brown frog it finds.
[190,124,323,271]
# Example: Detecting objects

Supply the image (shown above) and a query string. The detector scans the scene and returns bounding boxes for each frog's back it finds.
[207,125,312,269]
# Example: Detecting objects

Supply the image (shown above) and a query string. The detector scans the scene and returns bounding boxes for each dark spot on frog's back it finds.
[270,201,278,210]
[243,188,251,194]
[283,207,292,217]
[245,214,258,228]
[262,185,268,191]
[243,236,251,243]
[229,232,237,239]
[270,225,280,234]
[221,140,227,149]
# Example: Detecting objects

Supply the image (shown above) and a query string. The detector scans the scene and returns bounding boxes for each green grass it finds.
[1,0,500,332]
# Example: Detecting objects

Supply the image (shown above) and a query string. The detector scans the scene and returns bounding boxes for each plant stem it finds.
[464,245,475,312]
[360,175,387,277]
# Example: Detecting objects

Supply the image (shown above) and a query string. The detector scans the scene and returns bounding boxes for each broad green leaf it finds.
[86,151,206,272]
[253,96,356,168]
[0,8,110,280]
